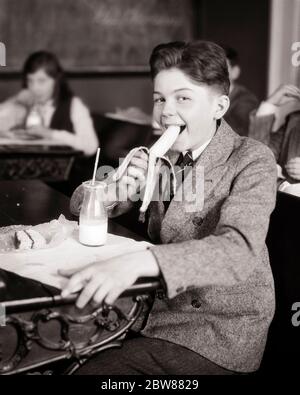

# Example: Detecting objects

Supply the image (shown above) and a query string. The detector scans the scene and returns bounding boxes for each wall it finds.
[0,0,196,116]
[0,74,154,115]
[70,75,153,114]
[268,0,300,95]
[0,0,195,72]
[199,0,270,100]
[0,0,271,113]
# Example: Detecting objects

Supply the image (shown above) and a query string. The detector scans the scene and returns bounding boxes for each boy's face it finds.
[153,68,225,152]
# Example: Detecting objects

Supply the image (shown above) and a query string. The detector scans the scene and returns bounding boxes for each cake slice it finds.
[14,228,46,250]
[25,229,46,249]
[14,230,33,250]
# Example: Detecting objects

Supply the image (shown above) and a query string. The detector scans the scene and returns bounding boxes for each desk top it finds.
[0,180,143,240]
[0,181,160,375]
[0,180,72,226]
[0,142,81,156]
[0,130,81,151]
[0,180,147,303]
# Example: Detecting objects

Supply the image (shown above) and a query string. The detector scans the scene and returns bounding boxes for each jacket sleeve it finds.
[150,142,277,299]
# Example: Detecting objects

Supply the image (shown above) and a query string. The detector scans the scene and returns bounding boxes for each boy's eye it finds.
[177,96,191,102]
[153,97,165,104]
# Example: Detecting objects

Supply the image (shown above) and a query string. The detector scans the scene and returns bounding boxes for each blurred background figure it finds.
[223,46,259,136]
[0,50,98,157]
[249,84,300,195]
[0,100,27,133]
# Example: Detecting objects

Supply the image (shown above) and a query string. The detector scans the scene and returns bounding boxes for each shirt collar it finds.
[190,138,213,161]
[181,137,213,162]
[189,119,220,161]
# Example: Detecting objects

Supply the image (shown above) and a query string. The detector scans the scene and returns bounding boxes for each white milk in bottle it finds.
[79,181,108,246]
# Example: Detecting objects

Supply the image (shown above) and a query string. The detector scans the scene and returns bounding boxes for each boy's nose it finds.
[161,100,176,117]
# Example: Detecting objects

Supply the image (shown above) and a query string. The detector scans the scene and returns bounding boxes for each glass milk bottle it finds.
[25,106,43,128]
[79,181,108,246]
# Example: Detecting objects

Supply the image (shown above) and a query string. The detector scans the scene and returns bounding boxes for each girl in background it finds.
[1,51,98,156]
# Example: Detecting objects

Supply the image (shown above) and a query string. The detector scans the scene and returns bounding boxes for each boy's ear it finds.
[214,95,230,120]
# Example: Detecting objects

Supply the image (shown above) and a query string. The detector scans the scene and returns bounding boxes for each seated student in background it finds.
[0,51,98,156]
[223,46,258,136]
[249,84,300,195]
[65,41,277,375]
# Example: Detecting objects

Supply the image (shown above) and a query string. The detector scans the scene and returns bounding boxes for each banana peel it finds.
[112,125,181,221]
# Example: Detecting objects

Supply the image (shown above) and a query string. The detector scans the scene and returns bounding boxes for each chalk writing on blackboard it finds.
[0,0,195,72]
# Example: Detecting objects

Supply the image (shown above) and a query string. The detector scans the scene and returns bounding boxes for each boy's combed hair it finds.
[150,40,230,95]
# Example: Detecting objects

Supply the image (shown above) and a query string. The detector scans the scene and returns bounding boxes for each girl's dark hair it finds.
[149,40,230,95]
[22,51,73,103]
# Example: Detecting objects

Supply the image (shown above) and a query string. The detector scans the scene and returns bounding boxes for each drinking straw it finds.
[92,147,100,185]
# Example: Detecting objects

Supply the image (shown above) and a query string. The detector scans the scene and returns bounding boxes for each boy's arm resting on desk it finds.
[149,144,277,299]
[61,248,160,308]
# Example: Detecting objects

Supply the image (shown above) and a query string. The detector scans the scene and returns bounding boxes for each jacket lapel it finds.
[160,120,237,243]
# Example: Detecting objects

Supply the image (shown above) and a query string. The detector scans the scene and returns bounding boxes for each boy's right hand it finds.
[117,150,149,200]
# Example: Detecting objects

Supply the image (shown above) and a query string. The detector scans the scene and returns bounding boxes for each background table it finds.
[0,144,81,182]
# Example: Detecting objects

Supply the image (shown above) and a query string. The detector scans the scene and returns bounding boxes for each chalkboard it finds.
[0,0,196,72]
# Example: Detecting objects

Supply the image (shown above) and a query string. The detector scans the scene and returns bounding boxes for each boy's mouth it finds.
[163,124,186,134]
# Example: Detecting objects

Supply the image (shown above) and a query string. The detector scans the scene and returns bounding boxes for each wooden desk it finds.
[0,180,146,238]
[0,180,159,374]
[0,144,81,182]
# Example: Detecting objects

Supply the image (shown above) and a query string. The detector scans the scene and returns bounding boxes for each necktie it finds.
[176,150,194,168]
[175,150,193,187]
[164,150,193,210]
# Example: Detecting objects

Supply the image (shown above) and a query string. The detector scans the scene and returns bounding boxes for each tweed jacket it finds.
[69,119,277,373]
[139,120,276,372]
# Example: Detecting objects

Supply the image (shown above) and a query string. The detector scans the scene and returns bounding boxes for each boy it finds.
[64,41,277,374]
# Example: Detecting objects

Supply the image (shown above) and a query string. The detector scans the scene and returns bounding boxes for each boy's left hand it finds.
[59,249,160,309]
